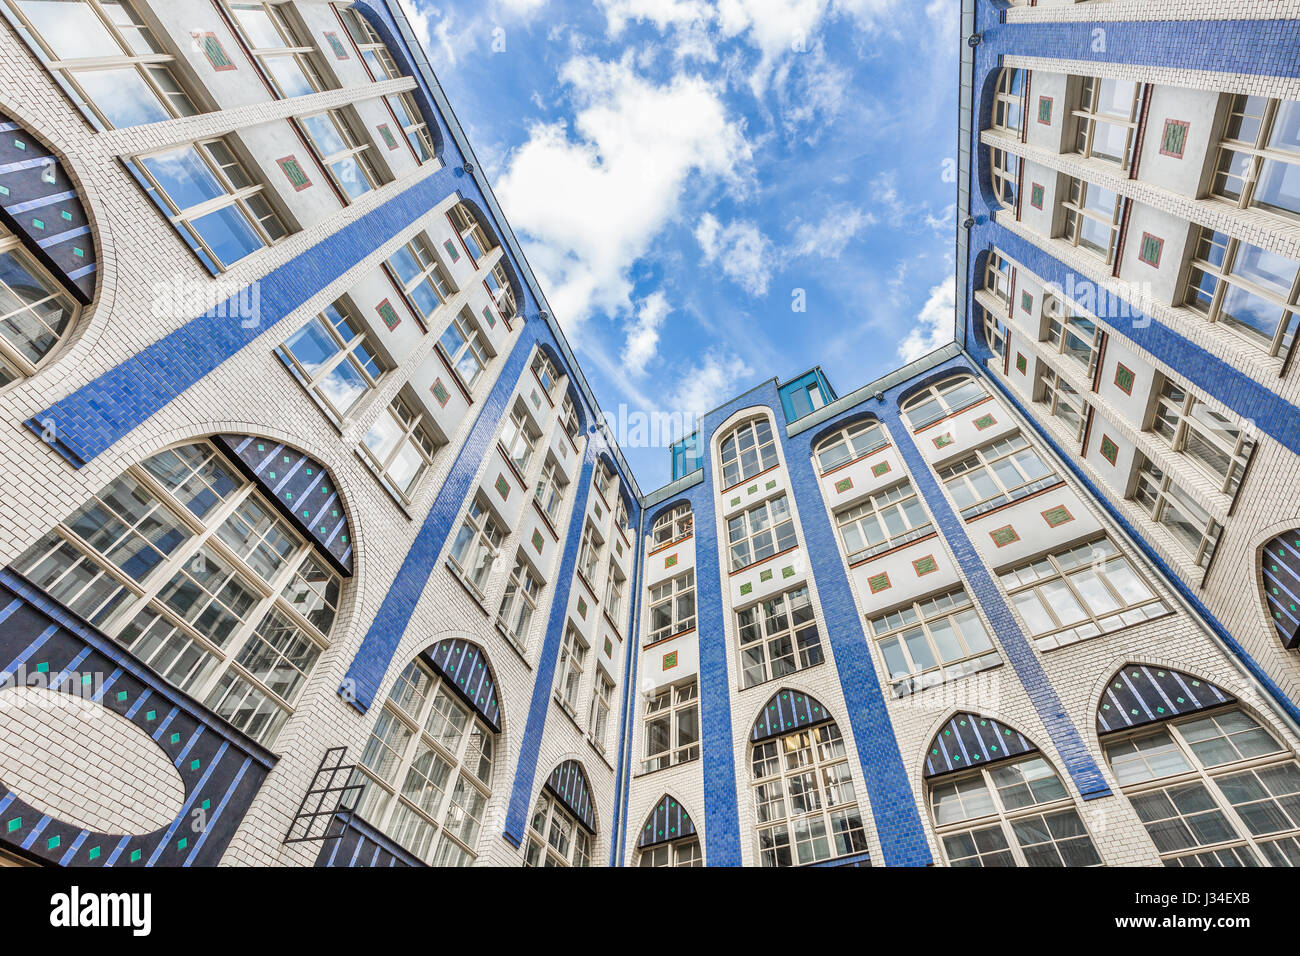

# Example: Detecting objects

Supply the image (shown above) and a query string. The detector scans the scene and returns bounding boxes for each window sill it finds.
[634,754,701,780]
[817,442,892,479]
[643,626,696,651]
[728,544,800,578]
[494,618,533,670]
[738,657,827,694]
[719,463,782,496]
[446,561,491,617]
[648,532,692,557]
[910,395,994,435]
[353,447,420,520]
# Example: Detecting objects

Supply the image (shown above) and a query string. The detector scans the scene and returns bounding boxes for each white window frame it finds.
[937,432,1058,520]
[224,0,326,98]
[1150,377,1254,497]
[359,393,438,505]
[447,496,505,598]
[496,552,541,651]
[279,299,386,423]
[727,494,798,572]
[869,588,1000,698]
[0,230,80,384]
[523,791,591,867]
[642,679,699,773]
[1070,75,1141,169]
[813,419,889,475]
[388,233,454,321]
[835,480,933,564]
[901,375,987,430]
[736,585,823,689]
[1133,456,1223,569]
[719,417,779,489]
[299,107,382,201]
[646,569,695,646]
[1212,94,1300,223]
[1060,177,1123,264]
[651,503,693,547]
[1185,226,1299,361]
[554,623,588,714]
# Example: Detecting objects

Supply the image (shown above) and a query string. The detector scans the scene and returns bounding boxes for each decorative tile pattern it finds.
[868,571,891,593]
[924,713,1038,778]
[912,555,938,576]
[990,525,1019,547]
[1262,531,1300,650]
[1041,504,1073,528]
[1096,665,1233,735]
[1159,119,1189,158]
[750,689,831,743]
[638,795,696,849]
[276,156,312,191]
[1114,363,1135,395]
[545,761,596,833]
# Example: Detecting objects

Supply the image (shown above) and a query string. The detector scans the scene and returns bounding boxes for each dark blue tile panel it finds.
[637,794,697,849]
[924,713,1038,778]
[1097,663,1234,735]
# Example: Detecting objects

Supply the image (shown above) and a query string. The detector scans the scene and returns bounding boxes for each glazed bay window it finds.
[1212,94,1300,222]
[1000,537,1169,650]
[554,624,587,713]
[991,68,1023,134]
[497,553,541,649]
[499,402,539,475]
[870,588,1000,697]
[532,351,560,397]
[438,309,489,392]
[604,572,625,627]
[0,230,79,383]
[338,3,400,79]
[450,203,493,262]
[299,109,381,201]
[814,419,889,474]
[752,721,867,866]
[1185,226,1299,360]
[643,679,699,773]
[360,394,438,505]
[1134,457,1223,569]
[384,91,435,163]
[938,433,1058,520]
[1151,378,1255,496]
[720,417,779,487]
[1061,177,1122,264]
[901,375,987,430]
[1044,299,1102,379]
[990,148,1018,208]
[588,668,614,752]
[388,234,454,321]
[447,496,504,597]
[1037,366,1089,448]
[1105,707,1300,866]
[132,138,287,271]
[278,299,385,423]
[1071,76,1140,168]
[728,494,797,571]
[835,480,932,564]
[2,0,198,129]
[651,502,693,547]
[533,458,567,524]
[352,659,494,866]
[736,586,824,689]
[484,262,518,321]
[577,522,601,583]
[227,1,326,98]
[524,792,591,867]
[12,440,342,747]
[985,251,1013,305]
[646,570,695,645]
[932,755,1101,867]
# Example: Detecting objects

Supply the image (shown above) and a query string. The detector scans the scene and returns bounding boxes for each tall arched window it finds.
[524,760,596,867]
[925,713,1101,866]
[719,416,779,488]
[991,68,1024,134]
[651,502,693,547]
[352,639,499,866]
[0,229,80,386]
[813,419,889,474]
[900,375,988,430]
[749,690,867,866]
[636,795,701,866]
[11,437,349,746]
[1098,664,1300,866]
[1262,530,1300,649]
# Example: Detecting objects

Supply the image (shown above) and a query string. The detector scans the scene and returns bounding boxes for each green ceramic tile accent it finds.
[116,690,128,702]
[730,497,740,507]
[739,582,752,595]
[376,299,401,331]
[1114,363,1135,395]
[835,477,853,493]
[377,123,398,149]
[871,461,890,477]
[1015,353,1027,374]
[36,662,48,673]
[933,433,954,449]
[431,379,450,406]
[87,846,100,861]
[1100,435,1119,466]
[532,529,544,552]
[974,413,995,430]
[1042,505,1073,528]
[177,837,188,850]
[190,759,201,771]
[868,572,890,593]
[765,480,777,490]
[990,525,1019,547]
[47,835,60,850]
[664,554,677,568]
[746,485,758,495]
[146,710,156,721]
[443,239,460,262]
[577,597,587,618]
[782,566,795,578]
[1030,182,1044,208]
[1160,119,1188,157]
[913,555,937,575]
[495,474,510,499]
[760,568,773,582]
[325,31,348,59]
[130,849,141,863]
[6,818,20,833]
[603,637,613,656]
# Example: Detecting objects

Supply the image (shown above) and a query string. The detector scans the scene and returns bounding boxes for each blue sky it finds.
[400,0,960,489]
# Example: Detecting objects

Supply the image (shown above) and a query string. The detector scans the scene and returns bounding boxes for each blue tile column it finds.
[502,443,597,845]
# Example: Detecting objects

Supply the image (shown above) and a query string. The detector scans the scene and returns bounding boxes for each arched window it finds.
[900,375,987,430]
[337,2,401,79]
[636,795,701,866]
[352,639,499,866]
[813,419,889,474]
[1098,664,1300,866]
[524,760,596,867]
[11,437,350,746]
[991,68,1023,134]
[651,502,693,547]
[926,713,1101,867]
[749,690,867,866]
[990,147,1019,208]
[1262,530,1300,649]
[719,416,779,488]
[0,228,80,386]
[449,202,497,264]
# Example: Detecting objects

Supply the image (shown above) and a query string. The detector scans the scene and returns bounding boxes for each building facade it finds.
[0,0,1297,868]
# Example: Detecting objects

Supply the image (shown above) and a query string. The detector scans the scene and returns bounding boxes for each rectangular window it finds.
[360,394,438,504]
[484,261,518,321]
[2,0,199,129]
[643,679,699,773]
[1036,366,1089,449]
[438,308,489,392]
[555,623,587,712]
[387,233,453,322]
[577,522,601,583]
[560,397,581,441]
[499,402,539,475]
[532,351,560,397]
[588,668,614,752]
[736,585,823,689]
[1061,177,1123,264]
[1133,457,1223,569]
[497,553,541,649]
[299,108,383,201]
[1000,537,1169,651]
[450,204,493,263]
[384,91,435,163]
[131,138,287,271]
[533,458,567,524]
[1071,76,1140,168]
[447,497,505,597]
[869,588,1000,697]
[278,299,385,423]
[1184,226,1299,360]
[1212,94,1300,222]
[338,3,400,79]
[1151,377,1255,496]
[727,494,798,571]
[646,569,695,645]
[938,433,1058,520]
[835,480,932,564]
[1044,299,1102,379]
[604,572,625,627]
[225,1,327,98]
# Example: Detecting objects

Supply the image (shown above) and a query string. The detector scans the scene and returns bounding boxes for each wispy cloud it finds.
[789,203,875,259]
[622,290,673,376]
[897,275,956,363]
[695,213,776,297]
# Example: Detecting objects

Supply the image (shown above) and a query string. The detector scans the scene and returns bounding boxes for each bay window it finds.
[1061,177,1122,264]
[1151,378,1254,496]
[1185,226,1298,360]
[388,234,454,321]
[497,553,541,649]
[447,496,504,597]
[534,458,567,524]
[438,309,489,392]
[360,394,438,504]
[1037,366,1089,448]
[384,91,435,163]
[555,623,587,712]
[1134,457,1223,569]
[1212,94,1300,222]
[1071,76,1140,168]
[226,1,326,98]
[938,433,1058,520]
[869,588,1000,697]
[299,109,381,201]
[499,402,539,475]
[278,299,385,423]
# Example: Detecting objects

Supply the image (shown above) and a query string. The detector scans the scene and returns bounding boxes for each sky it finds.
[399,0,961,490]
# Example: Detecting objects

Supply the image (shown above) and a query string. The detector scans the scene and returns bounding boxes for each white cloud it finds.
[695,213,776,297]
[924,201,956,237]
[622,291,672,376]
[676,349,756,420]
[495,55,753,333]
[717,0,829,94]
[497,0,547,15]
[897,276,956,363]
[789,203,875,258]
[598,0,713,33]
